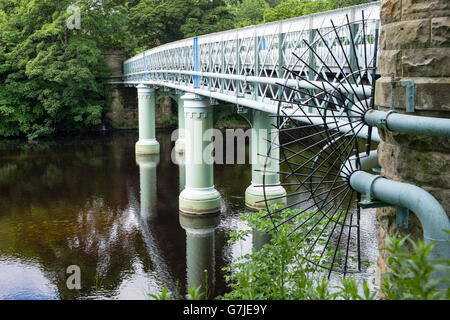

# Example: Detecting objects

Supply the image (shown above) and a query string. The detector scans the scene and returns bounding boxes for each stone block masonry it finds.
[375,0,450,277]
[104,49,174,129]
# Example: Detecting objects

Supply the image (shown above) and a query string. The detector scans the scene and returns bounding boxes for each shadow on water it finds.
[0,130,253,299]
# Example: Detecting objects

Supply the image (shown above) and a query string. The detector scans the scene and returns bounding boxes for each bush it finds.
[218,207,450,300]
[380,234,450,300]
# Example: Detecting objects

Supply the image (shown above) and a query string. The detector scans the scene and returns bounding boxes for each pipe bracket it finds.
[400,80,415,113]
[396,206,409,229]
[358,175,391,209]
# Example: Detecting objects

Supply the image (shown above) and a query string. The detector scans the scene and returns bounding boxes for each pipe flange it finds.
[365,174,385,202]
[379,110,397,131]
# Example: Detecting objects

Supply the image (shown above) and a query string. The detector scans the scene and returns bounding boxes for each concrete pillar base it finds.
[179,211,221,231]
[135,139,160,155]
[174,138,185,154]
[245,183,286,211]
[179,187,221,215]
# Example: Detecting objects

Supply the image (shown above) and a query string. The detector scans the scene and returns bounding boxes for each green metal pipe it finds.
[365,109,450,138]
[349,170,450,281]
[340,150,379,177]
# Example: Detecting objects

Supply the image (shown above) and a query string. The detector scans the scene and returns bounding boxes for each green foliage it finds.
[228,0,269,28]
[219,206,368,300]
[149,285,171,300]
[186,285,206,300]
[149,284,206,300]
[0,0,132,139]
[380,234,450,300]
[219,207,450,300]
[180,0,235,38]
[129,0,234,53]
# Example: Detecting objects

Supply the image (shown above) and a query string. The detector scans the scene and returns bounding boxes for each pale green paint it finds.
[136,154,159,215]
[350,170,450,287]
[179,93,221,214]
[245,110,286,210]
[136,85,160,155]
[175,94,186,154]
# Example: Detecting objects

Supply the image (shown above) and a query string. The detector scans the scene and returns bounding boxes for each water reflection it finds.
[179,213,220,298]
[0,259,58,300]
[0,133,171,299]
[0,130,378,300]
[175,151,219,298]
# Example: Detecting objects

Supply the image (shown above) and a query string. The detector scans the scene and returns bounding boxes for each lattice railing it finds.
[122,2,380,119]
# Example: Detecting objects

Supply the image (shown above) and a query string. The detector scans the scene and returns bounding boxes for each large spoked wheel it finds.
[262,13,380,276]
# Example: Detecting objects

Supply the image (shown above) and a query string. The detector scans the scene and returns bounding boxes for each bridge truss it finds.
[122,2,380,140]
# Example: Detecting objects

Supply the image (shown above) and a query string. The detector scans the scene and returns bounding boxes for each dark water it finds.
[0,130,254,300]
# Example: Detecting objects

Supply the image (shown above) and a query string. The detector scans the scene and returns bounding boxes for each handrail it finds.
[124,2,380,64]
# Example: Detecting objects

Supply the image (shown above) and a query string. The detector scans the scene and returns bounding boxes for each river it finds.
[0,129,378,299]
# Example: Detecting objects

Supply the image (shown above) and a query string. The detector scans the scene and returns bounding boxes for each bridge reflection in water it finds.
[0,131,256,299]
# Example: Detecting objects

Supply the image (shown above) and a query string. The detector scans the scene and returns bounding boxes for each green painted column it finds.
[179,213,220,299]
[136,154,159,217]
[135,85,160,155]
[245,110,286,210]
[179,93,221,215]
[173,151,186,193]
[252,228,272,251]
[175,90,185,154]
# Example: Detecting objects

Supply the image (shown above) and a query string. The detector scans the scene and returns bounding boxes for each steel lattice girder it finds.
[122,2,381,141]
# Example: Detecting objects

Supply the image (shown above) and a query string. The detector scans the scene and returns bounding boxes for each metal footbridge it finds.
[120,2,381,140]
[115,1,450,281]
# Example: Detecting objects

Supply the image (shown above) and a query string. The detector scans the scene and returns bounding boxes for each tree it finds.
[129,0,234,52]
[180,0,235,38]
[0,0,130,139]
[264,0,372,23]
[229,0,269,28]
[0,0,374,139]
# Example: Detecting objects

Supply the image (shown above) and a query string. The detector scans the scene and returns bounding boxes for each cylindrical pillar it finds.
[135,85,160,155]
[179,93,221,215]
[175,90,186,154]
[136,155,159,216]
[179,213,220,299]
[245,110,286,210]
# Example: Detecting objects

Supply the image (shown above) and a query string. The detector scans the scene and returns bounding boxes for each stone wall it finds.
[103,49,175,128]
[375,0,450,276]
[106,85,139,128]
[155,96,174,127]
